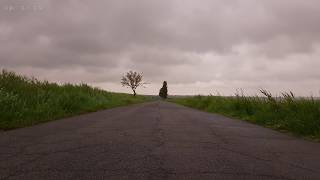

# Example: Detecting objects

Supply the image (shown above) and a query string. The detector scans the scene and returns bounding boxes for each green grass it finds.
[171,90,320,139]
[0,70,152,130]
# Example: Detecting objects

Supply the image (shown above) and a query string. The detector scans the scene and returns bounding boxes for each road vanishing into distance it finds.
[1,101,320,180]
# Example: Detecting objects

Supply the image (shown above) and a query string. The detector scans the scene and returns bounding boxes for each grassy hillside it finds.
[171,90,320,139]
[0,70,151,130]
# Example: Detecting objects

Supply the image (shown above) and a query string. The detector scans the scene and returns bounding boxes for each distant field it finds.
[0,70,152,130]
[171,91,320,140]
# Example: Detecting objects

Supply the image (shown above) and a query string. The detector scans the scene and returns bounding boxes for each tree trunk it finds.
[133,89,136,96]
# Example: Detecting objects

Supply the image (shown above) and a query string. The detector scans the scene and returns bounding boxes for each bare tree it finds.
[121,71,146,96]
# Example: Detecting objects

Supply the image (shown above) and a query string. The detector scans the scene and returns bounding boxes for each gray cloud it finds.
[0,0,320,95]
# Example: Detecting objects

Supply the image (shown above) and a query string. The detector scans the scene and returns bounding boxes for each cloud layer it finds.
[1,0,320,96]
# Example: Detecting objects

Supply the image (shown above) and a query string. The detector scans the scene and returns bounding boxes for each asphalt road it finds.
[1,101,320,180]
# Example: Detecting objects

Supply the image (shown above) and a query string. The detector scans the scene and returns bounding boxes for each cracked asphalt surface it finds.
[1,101,320,180]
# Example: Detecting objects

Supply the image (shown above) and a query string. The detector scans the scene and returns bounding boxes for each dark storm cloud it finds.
[0,0,320,95]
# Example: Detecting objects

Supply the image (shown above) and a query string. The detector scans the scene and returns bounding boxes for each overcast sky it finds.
[1,0,320,96]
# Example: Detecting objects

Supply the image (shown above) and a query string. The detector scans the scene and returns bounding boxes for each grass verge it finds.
[171,91,320,140]
[0,70,152,130]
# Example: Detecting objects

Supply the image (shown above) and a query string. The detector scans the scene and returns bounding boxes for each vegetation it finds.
[0,70,151,130]
[121,71,147,96]
[159,81,168,99]
[171,90,320,139]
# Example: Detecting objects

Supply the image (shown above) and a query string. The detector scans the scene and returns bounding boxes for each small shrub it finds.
[159,81,168,99]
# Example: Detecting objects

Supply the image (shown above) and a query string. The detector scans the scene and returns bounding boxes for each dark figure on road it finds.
[159,81,168,99]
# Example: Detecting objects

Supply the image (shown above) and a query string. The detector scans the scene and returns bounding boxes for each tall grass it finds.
[172,90,320,139]
[0,70,151,130]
